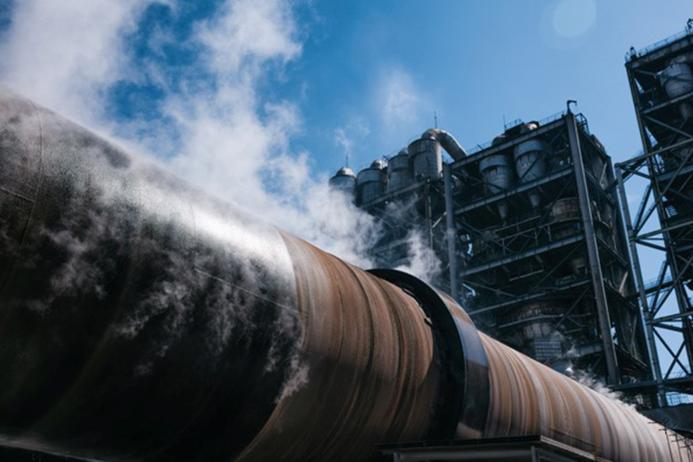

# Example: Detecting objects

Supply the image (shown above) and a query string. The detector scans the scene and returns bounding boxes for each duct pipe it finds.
[421,128,467,161]
[0,90,690,462]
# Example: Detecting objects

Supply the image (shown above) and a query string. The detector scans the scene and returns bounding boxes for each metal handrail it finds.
[468,110,570,155]
[626,19,693,62]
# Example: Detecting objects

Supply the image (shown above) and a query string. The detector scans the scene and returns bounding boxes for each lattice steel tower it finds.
[616,21,693,404]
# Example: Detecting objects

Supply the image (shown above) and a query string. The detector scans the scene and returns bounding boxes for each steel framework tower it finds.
[616,22,693,403]
[444,111,651,388]
[337,110,652,390]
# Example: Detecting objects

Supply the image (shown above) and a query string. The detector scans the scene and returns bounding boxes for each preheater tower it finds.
[336,112,653,389]
[445,112,651,388]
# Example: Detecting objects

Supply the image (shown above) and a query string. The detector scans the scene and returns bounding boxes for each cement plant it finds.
[1,13,693,462]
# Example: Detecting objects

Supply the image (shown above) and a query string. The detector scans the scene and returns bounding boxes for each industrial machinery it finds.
[616,21,693,408]
[2,91,691,462]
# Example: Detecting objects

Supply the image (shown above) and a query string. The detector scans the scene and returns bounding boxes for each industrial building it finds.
[337,110,651,393]
[448,111,652,388]
[326,18,693,442]
[334,129,466,295]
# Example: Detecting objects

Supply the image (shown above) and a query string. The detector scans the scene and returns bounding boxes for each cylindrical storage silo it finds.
[386,149,412,193]
[328,167,357,198]
[659,55,693,120]
[513,138,548,208]
[505,300,566,367]
[408,137,442,180]
[550,197,581,222]
[356,160,386,204]
[550,197,581,240]
[479,153,514,220]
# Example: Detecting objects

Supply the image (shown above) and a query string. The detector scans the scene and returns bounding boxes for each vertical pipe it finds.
[424,180,434,248]
[566,112,620,385]
[443,164,459,301]
[616,164,665,406]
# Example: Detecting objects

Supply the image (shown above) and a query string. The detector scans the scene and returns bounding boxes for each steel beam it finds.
[566,112,620,385]
[444,164,460,301]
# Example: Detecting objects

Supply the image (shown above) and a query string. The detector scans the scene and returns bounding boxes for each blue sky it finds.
[2,0,689,173]
[270,0,692,172]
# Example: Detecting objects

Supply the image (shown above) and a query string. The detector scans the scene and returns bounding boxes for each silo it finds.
[550,197,582,234]
[328,167,357,197]
[507,301,567,367]
[550,197,580,224]
[659,54,693,120]
[513,123,547,208]
[550,197,586,276]
[356,160,387,204]
[386,148,412,193]
[408,136,442,180]
[479,151,514,220]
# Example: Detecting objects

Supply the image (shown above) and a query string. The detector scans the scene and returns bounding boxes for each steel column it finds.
[566,112,620,385]
[616,164,665,405]
[443,164,460,301]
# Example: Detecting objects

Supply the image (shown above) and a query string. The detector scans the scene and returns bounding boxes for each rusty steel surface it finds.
[238,237,440,461]
[0,90,692,462]
[0,89,303,461]
[0,89,442,461]
[481,335,691,461]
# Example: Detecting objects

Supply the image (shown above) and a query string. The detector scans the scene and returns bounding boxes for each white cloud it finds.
[0,0,160,123]
[550,0,597,39]
[334,127,352,163]
[0,0,381,268]
[333,118,369,168]
[195,0,301,76]
[378,68,423,131]
[395,231,442,284]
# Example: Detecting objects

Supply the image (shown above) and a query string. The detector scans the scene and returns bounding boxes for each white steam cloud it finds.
[395,230,442,284]
[0,0,159,124]
[0,0,378,267]
[378,69,421,130]
[333,119,370,167]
